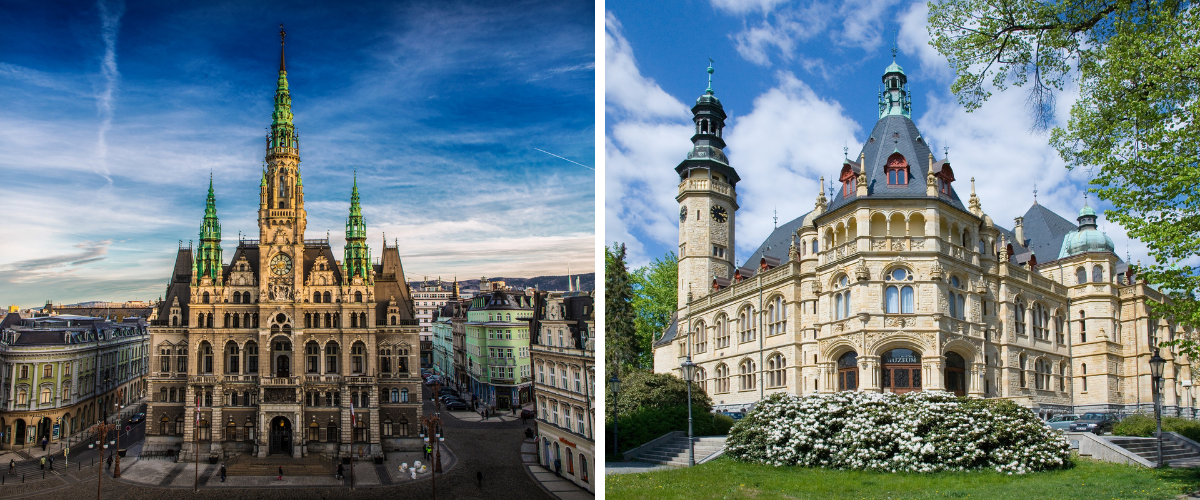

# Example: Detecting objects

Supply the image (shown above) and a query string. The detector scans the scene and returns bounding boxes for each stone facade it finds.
[144,31,422,462]
[654,61,1197,419]
[530,290,595,491]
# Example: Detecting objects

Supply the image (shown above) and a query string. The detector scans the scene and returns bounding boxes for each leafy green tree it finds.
[929,1,1200,354]
[631,252,678,369]
[606,243,638,373]
[606,369,712,422]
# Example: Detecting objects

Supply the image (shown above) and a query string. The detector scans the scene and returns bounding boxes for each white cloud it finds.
[897,0,951,81]
[605,12,690,121]
[838,0,901,50]
[721,0,898,68]
[729,4,830,67]
[724,72,861,260]
[711,0,791,15]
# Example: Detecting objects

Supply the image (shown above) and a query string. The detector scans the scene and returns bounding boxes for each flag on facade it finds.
[350,400,356,427]
[195,395,200,424]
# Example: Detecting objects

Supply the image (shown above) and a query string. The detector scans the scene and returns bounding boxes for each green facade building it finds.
[463,288,533,409]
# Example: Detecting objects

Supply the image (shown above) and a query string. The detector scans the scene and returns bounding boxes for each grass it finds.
[605,456,1200,500]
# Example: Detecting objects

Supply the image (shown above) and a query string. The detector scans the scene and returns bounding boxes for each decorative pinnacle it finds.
[279,24,286,72]
[943,146,949,161]
[1033,183,1038,203]
[706,58,714,95]
[843,143,849,159]
[891,28,897,61]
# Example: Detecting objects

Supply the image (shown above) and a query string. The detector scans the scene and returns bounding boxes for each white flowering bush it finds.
[725,391,1070,474]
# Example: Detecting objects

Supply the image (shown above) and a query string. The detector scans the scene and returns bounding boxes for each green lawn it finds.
[605,457,1200,500]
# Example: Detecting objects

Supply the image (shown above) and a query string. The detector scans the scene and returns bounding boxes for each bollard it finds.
[21,474,24,483]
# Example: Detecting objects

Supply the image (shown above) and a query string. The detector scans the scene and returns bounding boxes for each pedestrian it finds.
[39,457,44,470]
[554,458,561,476]
[277,466,283,481]
[106,455,112,470]
[525,428,534,439]
[336,463,344,481]
[425,444,432,460]
[511,406,516,416]
[219,464,226,482]
[476,470,482,488]
[9,458,14,475]
[48,457,53,471]
[41,438,46,451]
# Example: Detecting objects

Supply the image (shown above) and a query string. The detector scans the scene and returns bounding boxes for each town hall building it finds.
[145,29,422,461]
[654,59,1197,420]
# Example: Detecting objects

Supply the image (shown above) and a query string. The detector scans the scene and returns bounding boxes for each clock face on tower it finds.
[710,205,728,223]
[270,253,293,276]
[680,206,687,222]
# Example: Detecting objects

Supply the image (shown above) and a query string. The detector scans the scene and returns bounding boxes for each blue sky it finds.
[0,0,595,308]
[606,0,1149,270]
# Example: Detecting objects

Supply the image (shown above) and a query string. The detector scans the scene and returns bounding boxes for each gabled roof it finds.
[743,211,811,270]
[655,311,678,347]
[827,115,965,213]
[994,203,1081,264]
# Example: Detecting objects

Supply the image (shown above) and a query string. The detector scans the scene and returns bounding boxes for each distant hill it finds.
[409,273,595,293]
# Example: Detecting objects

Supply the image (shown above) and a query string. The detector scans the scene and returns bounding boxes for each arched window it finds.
[325,342,340,374]
[885,153,908,185]
[313,292,321,303]
[1059,361,1067,391]
[1078,310,1086,343]
[233,292,241,304]
[1014,298,1027,335]
[306,342,319,373]
[1076,267,1087,285]
[944,352,966,396]
[351,342,365,374]
[812,239,818,255]
[160,415,170,435]
[1081,363,1088,391]
[692,321,707,354]
[766,354,786,387]
[1092,265,1104,283]
[1032,303,1050,340]
[200,342,214,374]
[694,367,707,393]
[225,342,240,374]
[838,351,858,391]
[355,291,363,303]
[714,364,730,393]
[767,296,786,336]
[885,268,914,314]
[1035,359,1051,390]
[948,276,966,319]
[833,276,851,320]
[323,291,332,303]
[715,315,730,349]
[737,306,756,343]
[1055,314,1065,344]
[738,359,756,391]
[203,292,210,304]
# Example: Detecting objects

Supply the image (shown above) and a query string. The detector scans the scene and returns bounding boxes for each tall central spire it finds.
[271,25,295,144]
[344,173,371,283]
[197,174,223,282]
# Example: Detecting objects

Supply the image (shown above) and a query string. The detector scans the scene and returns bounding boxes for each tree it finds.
[631,252,678,369]
[929,1,1200,355]
[606,369,712,422]
[605,243,638,373]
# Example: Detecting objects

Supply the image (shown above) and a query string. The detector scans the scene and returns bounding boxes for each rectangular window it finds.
[161,356,170,372]
[712,245,726,258]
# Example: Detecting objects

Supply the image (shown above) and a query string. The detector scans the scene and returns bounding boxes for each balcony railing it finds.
[303,374,341,384]
[189,375,218,384]
[345,376,375,385]
[223,375,259,383]
[261,376,299,386]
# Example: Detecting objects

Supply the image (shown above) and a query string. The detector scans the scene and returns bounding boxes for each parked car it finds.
[521,408,535,420]
[438,394,462,402]
[1069,412,1120,434]
[445,401,470,411]
[438,388,459,396]
[128,413,145,425]
[719,411,744,421]
[1046,414,1080,431]
[424,377,442,386]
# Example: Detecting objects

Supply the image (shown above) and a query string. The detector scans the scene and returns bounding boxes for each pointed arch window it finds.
[1014,298,1027,335]
[737,306,756,343]
[833,275,851,320]
[885,268,914,314]
[948,276,966,320]
[714,315,730,349]
[692,321,706,354]
[738,359,756,391]
[766,354,786,387]
[767,295,786,336]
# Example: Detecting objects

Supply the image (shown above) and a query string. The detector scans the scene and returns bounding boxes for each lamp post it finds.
[113,388,124,478]
[90,421,117,500]
[680,357,697,467]
[1150,349,1166,468]
[421,412,444,499]
[608,374,620,460]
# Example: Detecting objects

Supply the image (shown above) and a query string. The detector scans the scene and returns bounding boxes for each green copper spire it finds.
[197,174,223,281]
[344,172,371,282]
[268,25,297,157]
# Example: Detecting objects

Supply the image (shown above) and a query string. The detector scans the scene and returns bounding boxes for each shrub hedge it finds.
[1114,414,1200,442]
[610,406,734,455]
[725,391,1070,474]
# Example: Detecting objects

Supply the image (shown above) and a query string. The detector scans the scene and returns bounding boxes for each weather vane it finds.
[773,207,778,229]
[891,29,898,61]
[280,24,286,45]
[1033,184,1038,203]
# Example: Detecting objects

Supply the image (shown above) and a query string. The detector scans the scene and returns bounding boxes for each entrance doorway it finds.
[837,351,858,391]
[276,355,290,378]
[498,395,511,409]
[945,352,967,396]
[14,420,25,446]
[269,416,293,455]
[882,349,922,393]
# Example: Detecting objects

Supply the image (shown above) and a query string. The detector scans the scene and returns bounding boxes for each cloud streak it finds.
[94,0,124,185]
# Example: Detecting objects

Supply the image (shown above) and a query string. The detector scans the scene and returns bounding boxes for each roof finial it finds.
[892,29,897,61]
[943,145,949,161]
[971,177,976,195]
[1084,191,1089,207]
[706,58,715,95]
[843,142,849,159]
[279,24,286,72]
[773,207,778,229]
[1033,183,1038,204]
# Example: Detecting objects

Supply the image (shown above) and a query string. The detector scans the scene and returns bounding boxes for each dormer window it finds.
[839,164,856,196]
[885,153,908,185]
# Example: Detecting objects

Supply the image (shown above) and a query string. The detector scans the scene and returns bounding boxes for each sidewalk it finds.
[603,461,676,474]
[519,437,592,500]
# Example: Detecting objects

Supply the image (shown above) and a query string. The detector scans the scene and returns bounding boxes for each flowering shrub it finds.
[725,391,1070,474]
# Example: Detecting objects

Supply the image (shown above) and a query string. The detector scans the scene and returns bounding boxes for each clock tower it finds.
[259,26,307,301]
[676,63,739,308]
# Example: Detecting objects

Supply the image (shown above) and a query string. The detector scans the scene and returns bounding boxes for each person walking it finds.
[9,459,14,475]
[47,456,53,471]
[476,470,482,488]
[39,457,44,470]
[219,464,226,482]
[106,455,112,470]
[336,463,344,481]
[277,466,283,481]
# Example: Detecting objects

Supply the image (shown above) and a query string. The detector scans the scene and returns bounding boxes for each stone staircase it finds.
[223,455,337,476]
[1107,436,1200,468]
[631,436,726,467]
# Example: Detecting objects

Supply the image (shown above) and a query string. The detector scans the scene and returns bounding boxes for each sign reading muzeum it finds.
[654,59,1197,419]
[145,29,422,461]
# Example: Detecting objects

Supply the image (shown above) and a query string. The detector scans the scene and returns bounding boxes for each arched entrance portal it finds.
[882,349,921,394]
[837,351,858,391]
[269,416,293,455]
[945,352,967,396]
[14,420,26,446]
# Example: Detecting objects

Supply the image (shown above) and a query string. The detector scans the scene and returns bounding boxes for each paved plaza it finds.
[0,390,557,499]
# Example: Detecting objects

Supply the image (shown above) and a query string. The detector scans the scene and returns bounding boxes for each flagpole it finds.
[349,401,355,490]
[194,395,199,492]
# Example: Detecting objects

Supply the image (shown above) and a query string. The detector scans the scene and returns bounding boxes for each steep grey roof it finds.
[743,211,811,269]
[655,311,678,347]
[828,115,965,213]
[994,203,1083,264]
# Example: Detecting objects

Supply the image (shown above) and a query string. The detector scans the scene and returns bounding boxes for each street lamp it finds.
[1150,349,1166,468]
[680,357,697,467]
[608,374,620,460]
[422,412,444,499]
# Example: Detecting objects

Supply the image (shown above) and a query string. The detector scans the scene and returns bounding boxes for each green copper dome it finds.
[1059,202,1113,258]
[1078,205,1096,217]
[885,61,905,75]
